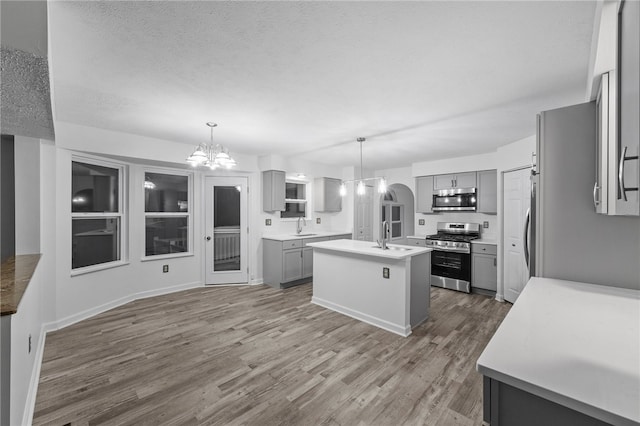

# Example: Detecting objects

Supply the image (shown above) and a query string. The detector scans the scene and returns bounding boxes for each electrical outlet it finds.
[265,219,272,226]
[28,334,31,353]
[163,265,169,273]
[316,218,321,224]
[483,221,489,228]
[383,267,390,279]
[418,219,425,225]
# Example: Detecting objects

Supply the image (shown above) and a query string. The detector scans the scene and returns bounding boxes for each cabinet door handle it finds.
[619,146,628,202]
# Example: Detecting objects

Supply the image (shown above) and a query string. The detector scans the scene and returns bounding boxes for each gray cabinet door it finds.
[455,171,477,188]
[472,253,497,291]
[262,170,285,212]
[282,248,303,282]
[477,170,497,214]
[302,247,313,278]
[314,177,342,212]
[434,174,455,190]
[416,176,434,213]
[616,0,639,215]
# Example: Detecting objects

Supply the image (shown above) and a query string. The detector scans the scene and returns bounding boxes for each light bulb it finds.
[356,181,365,196]
[377,178,387,194]
[339,183,347,197]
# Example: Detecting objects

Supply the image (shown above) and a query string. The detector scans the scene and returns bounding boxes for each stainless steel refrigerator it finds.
[526,101,640,290]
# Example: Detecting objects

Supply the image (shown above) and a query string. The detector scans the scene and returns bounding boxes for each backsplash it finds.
[415,212,497,240]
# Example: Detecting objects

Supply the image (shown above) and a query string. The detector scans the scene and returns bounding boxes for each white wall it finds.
[14,136,40,255]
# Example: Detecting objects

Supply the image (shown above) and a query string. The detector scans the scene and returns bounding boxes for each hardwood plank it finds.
[33,284,510,425]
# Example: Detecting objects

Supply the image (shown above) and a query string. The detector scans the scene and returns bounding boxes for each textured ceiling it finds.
[48,1,597,169]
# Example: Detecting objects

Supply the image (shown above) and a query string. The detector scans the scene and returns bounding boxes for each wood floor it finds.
[33,284,510,426]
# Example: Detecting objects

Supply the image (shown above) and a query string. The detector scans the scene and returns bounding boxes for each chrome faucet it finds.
[377,220,390,249]
[296,216,306,234]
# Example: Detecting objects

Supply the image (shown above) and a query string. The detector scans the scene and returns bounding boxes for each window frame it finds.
[382,202,404,241]
[280,179,309,220]
[141,168,194,261]
[71,156,128,276]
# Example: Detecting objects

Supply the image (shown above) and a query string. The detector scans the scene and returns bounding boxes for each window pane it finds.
[145,217,189,256]
[285,182,305,200]
[281,202,306,218]
[72,218,120,269]
[145,173,188,212]
[392,222,402,238]
[392,206,401,221]
[72,161,119,212]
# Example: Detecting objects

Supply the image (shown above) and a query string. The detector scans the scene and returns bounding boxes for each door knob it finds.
[206,236,212,241]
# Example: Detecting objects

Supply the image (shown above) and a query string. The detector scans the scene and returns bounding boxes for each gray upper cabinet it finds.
[314,177,342,212]
[477,170,497,214]
[416,176,435,213]
[262,170,285,212]
[615,0,639,216]
[433,172,477,190]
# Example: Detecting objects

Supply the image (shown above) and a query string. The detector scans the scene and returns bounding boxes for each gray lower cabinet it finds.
[483,377,610,426]
[415,176,435,213]
[264,235,349,288]
[477,170,497,214]
[472,243,497,292]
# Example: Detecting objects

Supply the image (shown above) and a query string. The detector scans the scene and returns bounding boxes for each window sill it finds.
[141,252,194,262]
[71,260,130,277]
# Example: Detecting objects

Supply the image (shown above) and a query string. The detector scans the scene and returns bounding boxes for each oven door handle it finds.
[523,208,530,270]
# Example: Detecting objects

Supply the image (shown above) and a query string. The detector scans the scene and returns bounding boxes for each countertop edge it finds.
[1,253,42,316]
[308,241,432,259]
[262,231,352,241]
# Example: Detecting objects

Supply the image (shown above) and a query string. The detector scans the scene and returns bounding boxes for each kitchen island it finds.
[307,239,432,337]
[477,277,640,426]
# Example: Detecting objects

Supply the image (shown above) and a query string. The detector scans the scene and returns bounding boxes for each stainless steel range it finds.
[426,222,480,293]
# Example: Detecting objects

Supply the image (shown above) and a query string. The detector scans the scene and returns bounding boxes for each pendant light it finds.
[186,122,237,169]
[339,137,387,197]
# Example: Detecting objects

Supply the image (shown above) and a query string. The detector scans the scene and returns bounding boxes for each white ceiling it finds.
[48,1,597,169]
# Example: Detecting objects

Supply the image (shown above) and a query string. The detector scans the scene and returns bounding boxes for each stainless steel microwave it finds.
[432,188,477,211]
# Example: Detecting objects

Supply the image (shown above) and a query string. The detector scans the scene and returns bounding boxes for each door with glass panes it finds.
[205,177,248,284]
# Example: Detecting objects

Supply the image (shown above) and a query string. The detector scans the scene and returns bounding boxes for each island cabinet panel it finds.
[477,169,497,214]
[262,170,286,212]
[434,171,477,190]
[314,177,342,212]
[415,176,435,213]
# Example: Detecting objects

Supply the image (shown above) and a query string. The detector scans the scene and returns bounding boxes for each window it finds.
[281,181,307,218]
[144,171,191,257]
[71,159,125,271]
[381,189,403,240]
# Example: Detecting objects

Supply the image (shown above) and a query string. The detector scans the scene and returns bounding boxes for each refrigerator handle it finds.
[593,182,599,207]
[619,146,628,202]
[523,208,530,270]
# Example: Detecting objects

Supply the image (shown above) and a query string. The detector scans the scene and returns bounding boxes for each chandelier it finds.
[186,122,237,169]
[339,137,387,196]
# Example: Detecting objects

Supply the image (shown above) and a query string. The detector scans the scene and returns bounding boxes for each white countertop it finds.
[262,231,352,241]
[477,277,640,426]
[307,239,432,259]
[471,238,497,245]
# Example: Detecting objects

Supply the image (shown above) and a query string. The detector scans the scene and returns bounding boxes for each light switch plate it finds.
[265,219,272,226]
[383,267,390,279]
[483,221,489,228]
[316,218,321,224]
[418,219,425,225]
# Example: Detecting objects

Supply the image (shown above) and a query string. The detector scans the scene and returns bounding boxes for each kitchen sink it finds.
[293,233,317,237]
[371,245,412,251]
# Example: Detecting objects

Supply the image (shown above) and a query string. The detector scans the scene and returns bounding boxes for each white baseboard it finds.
[54,281,202,330]
[311,296,411,337]
[250,278,264,286]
